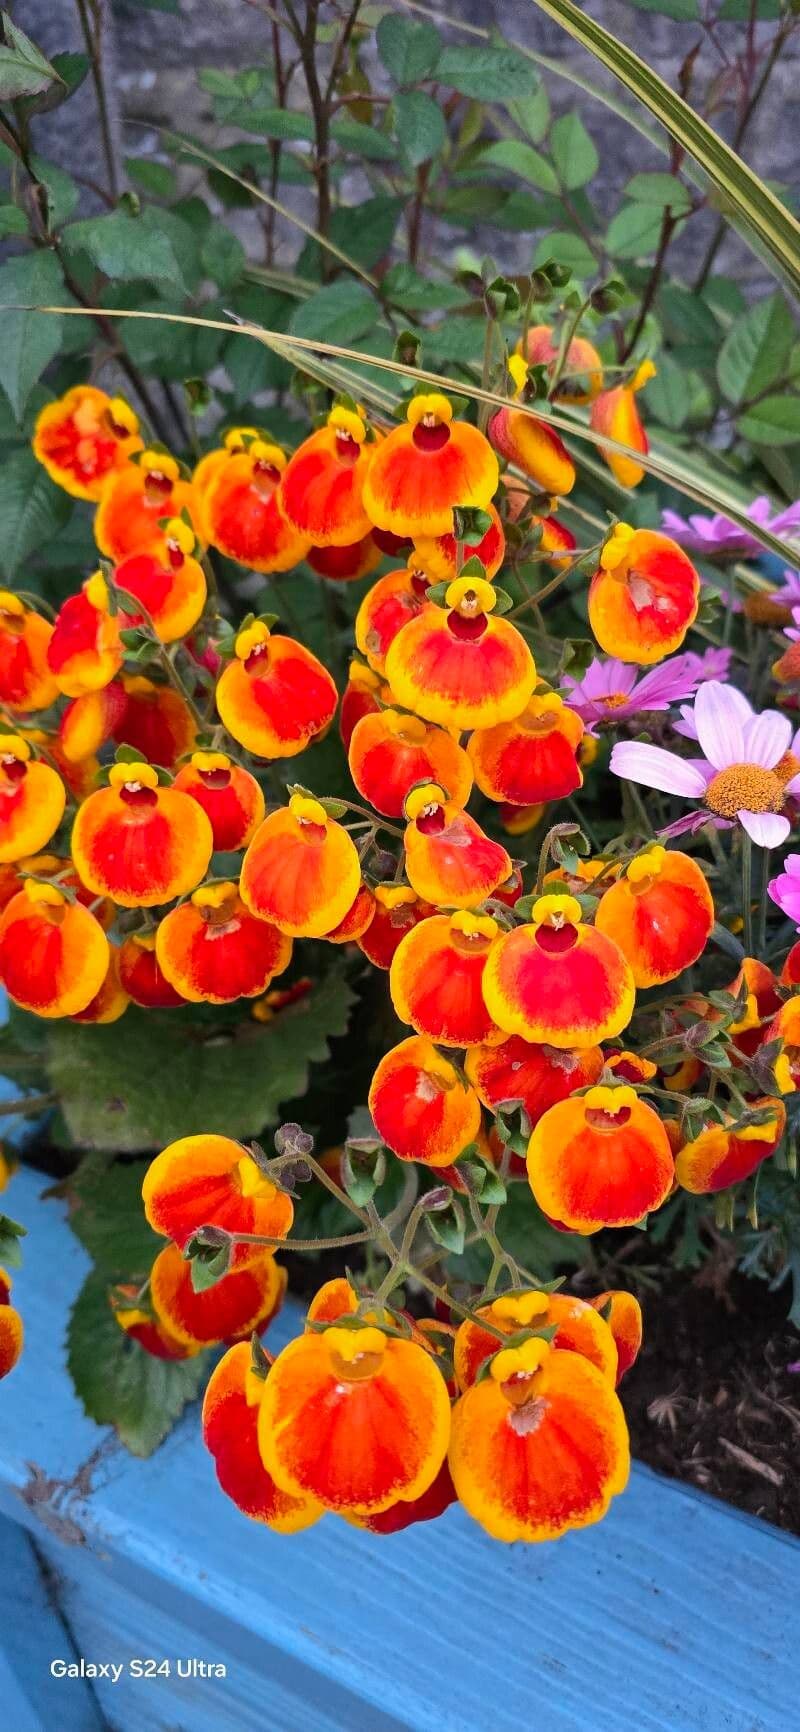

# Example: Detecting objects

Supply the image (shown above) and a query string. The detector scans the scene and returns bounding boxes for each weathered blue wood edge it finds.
[2,1165,798,1732]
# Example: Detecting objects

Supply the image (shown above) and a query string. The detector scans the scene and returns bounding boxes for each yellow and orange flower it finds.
[358,884,434,970]
[390,911,502,1047]
[151,1241,285,1349]
[118,931,185,1008]
[488,360,575,496]
[483,893,635,1048]
[0,879,109,1016]
[403,782,512,909]
[47,571,124,698]
[72,945,130,1025]
[71,759,213,908]
[202,1343,322,1531]
[675,1098,785,1194]
[307,533,382,582]
[33,387,141,501]
[278,407,375,546]
[588,1291,643,1383]
[191,426,263,540]
[258,1322,451,1515]
[726,957,781,1057]
[449,1336,629,1542]
[468,692,584,806]
[143,1132,293,1255]
[781,942,800,987]
[386,575,536,732]
[589,360,655,489]
[465,1035,604,1128]
[589,524,700,665]
[156,881,292,1003]
[215,621,337,759]
[114,675,198,770]
[172,751,264,850]
[0,737,65,862]
[348,707,472,818]
[0,592,58,713]
[527,1084,675,1232]
[519,325,603,404]
[241,794,360,937]
[113,1287,198,1360]
[412,501,505,585]
[368,1034,481,1166]
[355,563,434,676]
[95,450,198,562]
[454,1289,618,1392]
[339,658,382,749]
[305,1276,359,1326]
[324,881,375,944]
[0,1269,23,1380]
[363,394,499,539]
[204,440,310,572]
[114,518,206,643]
[595,846,714,987]
[765,996,800,1093]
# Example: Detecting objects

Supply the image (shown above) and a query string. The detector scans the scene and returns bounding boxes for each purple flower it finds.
[768,854,800,927]
[681,646,734,683]
[562,652,705,730]
[610,680,800,847]
[662,497,800,562]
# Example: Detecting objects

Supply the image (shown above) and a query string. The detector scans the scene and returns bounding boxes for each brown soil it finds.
[619,1268,800,1535]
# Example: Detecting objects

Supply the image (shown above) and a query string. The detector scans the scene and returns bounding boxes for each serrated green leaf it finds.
[289,278,378,346]
[67,1158,159,1275]
[0,12,60,99]
[717,294,794,406]
[624,172,692,211]
[68,1270,208,1457]
[376,14,441,84]
[606,202,667,257]
[737,395,800,448]
[62,208,185,289]
[479,138,558,193]
[0,448,71,578]
[436,44,540,103]
[47,972,356,1151]
[550,113,598,189]
[393,90,447,167]
[0,250,65,421]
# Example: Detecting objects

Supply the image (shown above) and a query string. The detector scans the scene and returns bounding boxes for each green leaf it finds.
[0,204,27,236]
[436,43,539,103]
[718,0,780,15]
[0,1214,26,1268]
[717,294,794,406]
[737,396,800,448]
[200,222,246,290]
[330,116,397,161]
[326,196,403,271]
[62,208,185,289]
[645,353,689,430]
[393,90,447,167]
[125,158,178,199]
[479,138,558,193]
[507,86,550,144]
[606,201,666,257]
[68,1270,207,1457]
[67,1159,159,1276]
[0,12,61,99]
[29,154,79,226]
[376,14,441,84]
[621,0,699,14]
[382,263,469,312]
[624,171,692,212]
[0,250,65,421]
[525,0,800,299]
[289,278,378,346]
[533,231,596,276]
[550,113,598,189]
[0,448,71,579]
[47,973,356,1151]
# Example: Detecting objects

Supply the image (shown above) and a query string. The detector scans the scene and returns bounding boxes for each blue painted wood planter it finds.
[2,1164,798,1732]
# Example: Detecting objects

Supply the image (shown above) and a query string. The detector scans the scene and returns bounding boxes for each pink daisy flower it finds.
[661,498,800,562]
[768,854,800,926]
[562,652,705,731]
[610,680,800,848]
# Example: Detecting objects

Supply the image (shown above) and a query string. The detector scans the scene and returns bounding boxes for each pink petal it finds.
[610,741,708,798]
[742,710,792,768]
[693,682,750,770]
[737,810,790,847]
[785,773,800,797]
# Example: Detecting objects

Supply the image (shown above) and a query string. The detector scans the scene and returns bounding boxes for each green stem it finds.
[741,832,753,954]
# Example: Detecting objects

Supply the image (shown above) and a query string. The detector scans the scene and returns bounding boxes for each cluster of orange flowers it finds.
[0,348,789,1541]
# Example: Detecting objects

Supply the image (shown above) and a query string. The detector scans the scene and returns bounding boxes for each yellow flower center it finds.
[289,793,327,828]
[191,750,231,773]
[445,575,497,617]
[326,1324,387,1382]
[164,517,195,555]
[449,910,499,945]
[192,881,239,922]
[705,764,784,819]
[23,878,66,909]
[107,396,139,435]
[235,620,270,661]
[384,710,427,744]
[405,782,445,823]
[490,1336,550,1385]
[407,393,453,429]
[531,892,582,930]
[506,354,529,400]
[108,761,159,792]
[348,659,381,692]
[250,439,286,471]
[328,406,367,445]
[0,591,25,620]
[600,692,629,710]
[374,886,418,911]
[141,449,179,485]
[224,426,261,452]
[0,734,30,764]
[632,359,657,393]
[627,845,666,891]
[491,1291,549,1329]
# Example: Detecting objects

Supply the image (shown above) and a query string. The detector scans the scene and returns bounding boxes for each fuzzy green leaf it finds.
[0,448,71,578]
[68,1270,208,1457]
[376,14,441,85]
[717,294,795,406]
[550,113,598,189]
[0,250,65,421]
[393,90,447,167]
